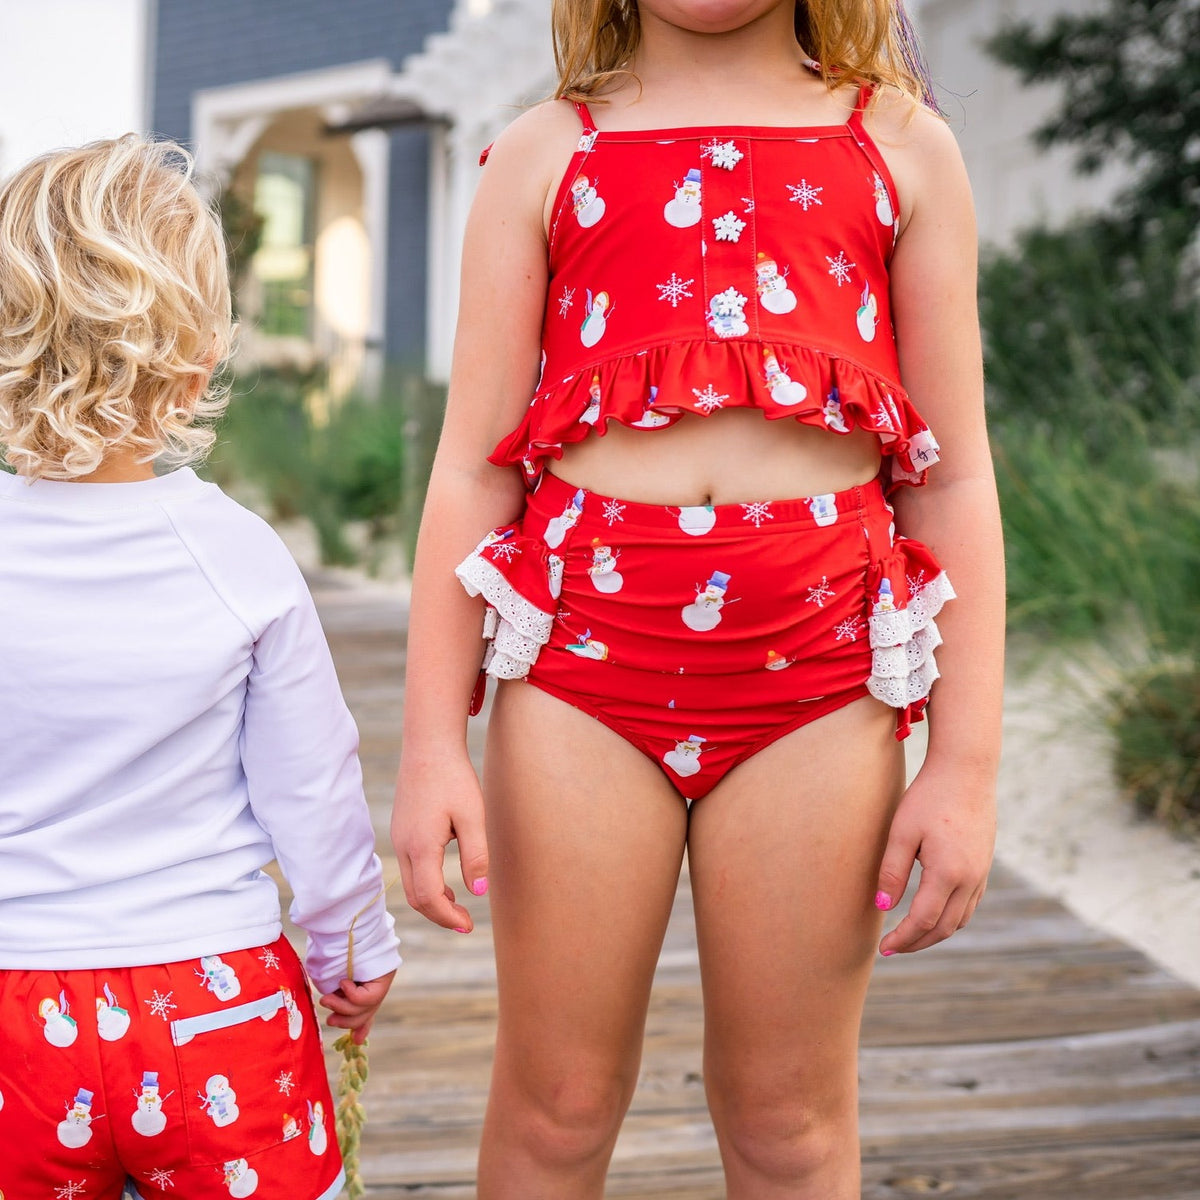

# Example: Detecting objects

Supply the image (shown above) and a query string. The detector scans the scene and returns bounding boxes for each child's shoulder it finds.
[169,476,312,623]
[481,98,583,180]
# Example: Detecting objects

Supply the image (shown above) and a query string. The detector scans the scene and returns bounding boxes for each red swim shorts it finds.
[458,471,954,800]
[0,936,343,1200]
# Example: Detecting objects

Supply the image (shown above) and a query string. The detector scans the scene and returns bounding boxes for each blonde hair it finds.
[553,0,932,107]
[0,135,233,480]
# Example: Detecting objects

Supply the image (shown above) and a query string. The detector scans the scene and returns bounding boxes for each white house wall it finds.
[0,0,149,179]
[916,0,1128,245]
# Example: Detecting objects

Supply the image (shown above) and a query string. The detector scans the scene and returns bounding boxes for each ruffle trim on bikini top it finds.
[488,337,941,494]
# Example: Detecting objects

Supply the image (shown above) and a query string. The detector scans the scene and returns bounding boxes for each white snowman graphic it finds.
[580,289,612,348]
[223,1158,259,1198]
[281,987,304,1040]
[571,173,606,228]
[676,504,717,536]
[308,1099,328,1156]
[57,1088,97,1149]
[580,373,602,425]
[201,1075,240,1127]
[764,650,794,671]
[873,171,897,229]
[762,348,807,407]
[587,539,624,593]
[856,283,879,342]
[663,734,706,778]
[682,570,732,632]
[96,983,131,1042]
[198,955,241,1002]
[544,488,585,548]
[822,387,849,433]
[547,554,565,599]
[664,168,703,227]
[808,494,839,527]
[631,385,671,428]
[282,1112,302,1141]
[131,1071,169,1137]
[565,628,609,661]
[873,578,897,614]
[39,994,78,1048]
[707,288,749,339]
[755,252,797,314]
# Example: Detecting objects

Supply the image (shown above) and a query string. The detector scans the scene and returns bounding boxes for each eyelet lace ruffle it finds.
[864,537,956,736]
[455,522,566,680]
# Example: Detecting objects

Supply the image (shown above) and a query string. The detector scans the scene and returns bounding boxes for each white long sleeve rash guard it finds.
[0,467,400,994]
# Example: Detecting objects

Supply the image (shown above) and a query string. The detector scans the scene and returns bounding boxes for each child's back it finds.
[0,135,398,1199]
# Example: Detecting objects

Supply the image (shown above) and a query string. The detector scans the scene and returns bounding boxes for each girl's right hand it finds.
[392,752,490,932]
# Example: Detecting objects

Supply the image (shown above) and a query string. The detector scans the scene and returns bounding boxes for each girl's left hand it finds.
[874,761,996,955]
[318,971,397,1045]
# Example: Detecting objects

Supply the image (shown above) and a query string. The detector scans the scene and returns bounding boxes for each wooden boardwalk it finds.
[309,582,1200,1200]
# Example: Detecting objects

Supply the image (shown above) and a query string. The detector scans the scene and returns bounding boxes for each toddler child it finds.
[0,135,399,1200]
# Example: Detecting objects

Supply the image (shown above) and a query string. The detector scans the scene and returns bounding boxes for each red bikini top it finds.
[487,84,941,493]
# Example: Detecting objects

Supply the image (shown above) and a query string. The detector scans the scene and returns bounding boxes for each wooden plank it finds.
[306,584,1200,1200]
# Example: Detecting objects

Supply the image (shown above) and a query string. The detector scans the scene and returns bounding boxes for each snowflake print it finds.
[144,989,176,1020]
[741,502,774,528]
[712,211,747,243]
[711,287,747,317]
[906,570,928,595]
[702,139,744,170]
[691,384,729,414]
[826,251,856,287]
[787,179,824,211]
[557,287,576,318]
[873,402,897,431]
[259,947,280,971]
[602,499,626,526]
[55,1183,88,1200]
[656,273,695,308]
[806,576,835,608]
[741,196,756,213]
[276,1070,296,1096]
[148,1168,176,1189]
[834,616,864,642]
[489,541,522,563]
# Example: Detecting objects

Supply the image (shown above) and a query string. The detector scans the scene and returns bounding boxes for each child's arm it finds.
[870,99,1005,954]
[392,103,575,930]
[239,549,402,993]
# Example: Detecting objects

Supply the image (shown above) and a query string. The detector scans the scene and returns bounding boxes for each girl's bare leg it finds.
[688,696,905,1200]
[478,680,689,1200]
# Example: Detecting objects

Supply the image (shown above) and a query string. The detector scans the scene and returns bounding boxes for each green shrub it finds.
[205,365,443,571]
[1110,662,1200,833]
[980,223,1200,450]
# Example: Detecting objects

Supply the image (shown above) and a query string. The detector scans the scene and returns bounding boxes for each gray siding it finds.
[151,0,454,364]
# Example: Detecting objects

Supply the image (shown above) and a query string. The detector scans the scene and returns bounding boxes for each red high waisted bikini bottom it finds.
[457,471,955,801]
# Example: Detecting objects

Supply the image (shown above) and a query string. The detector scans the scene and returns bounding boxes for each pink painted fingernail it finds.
[471,877,489,896]
[454,927,469,934]
[875,891,893,911]
[881,949,896,957]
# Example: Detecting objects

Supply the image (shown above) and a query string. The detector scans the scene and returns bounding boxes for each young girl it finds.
[394,1,1003,1196]
[0,136,400,1200]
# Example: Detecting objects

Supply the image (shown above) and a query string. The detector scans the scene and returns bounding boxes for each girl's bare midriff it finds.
[552,408,882,505]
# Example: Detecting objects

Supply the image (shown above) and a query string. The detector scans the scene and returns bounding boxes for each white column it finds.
[350,127,391,394]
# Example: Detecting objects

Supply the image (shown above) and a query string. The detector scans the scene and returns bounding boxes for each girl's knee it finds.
[494,1069,634,1168]
[709,1083,858,1183]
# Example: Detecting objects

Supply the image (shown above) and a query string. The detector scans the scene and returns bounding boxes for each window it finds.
[253,153,316,338]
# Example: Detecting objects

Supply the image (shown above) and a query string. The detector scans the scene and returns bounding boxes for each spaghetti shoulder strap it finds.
[847,81,876,129]
[573,99,597,132]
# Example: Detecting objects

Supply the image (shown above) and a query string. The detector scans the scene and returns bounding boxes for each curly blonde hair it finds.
[553,0,933,107]
[0,135,233,480]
